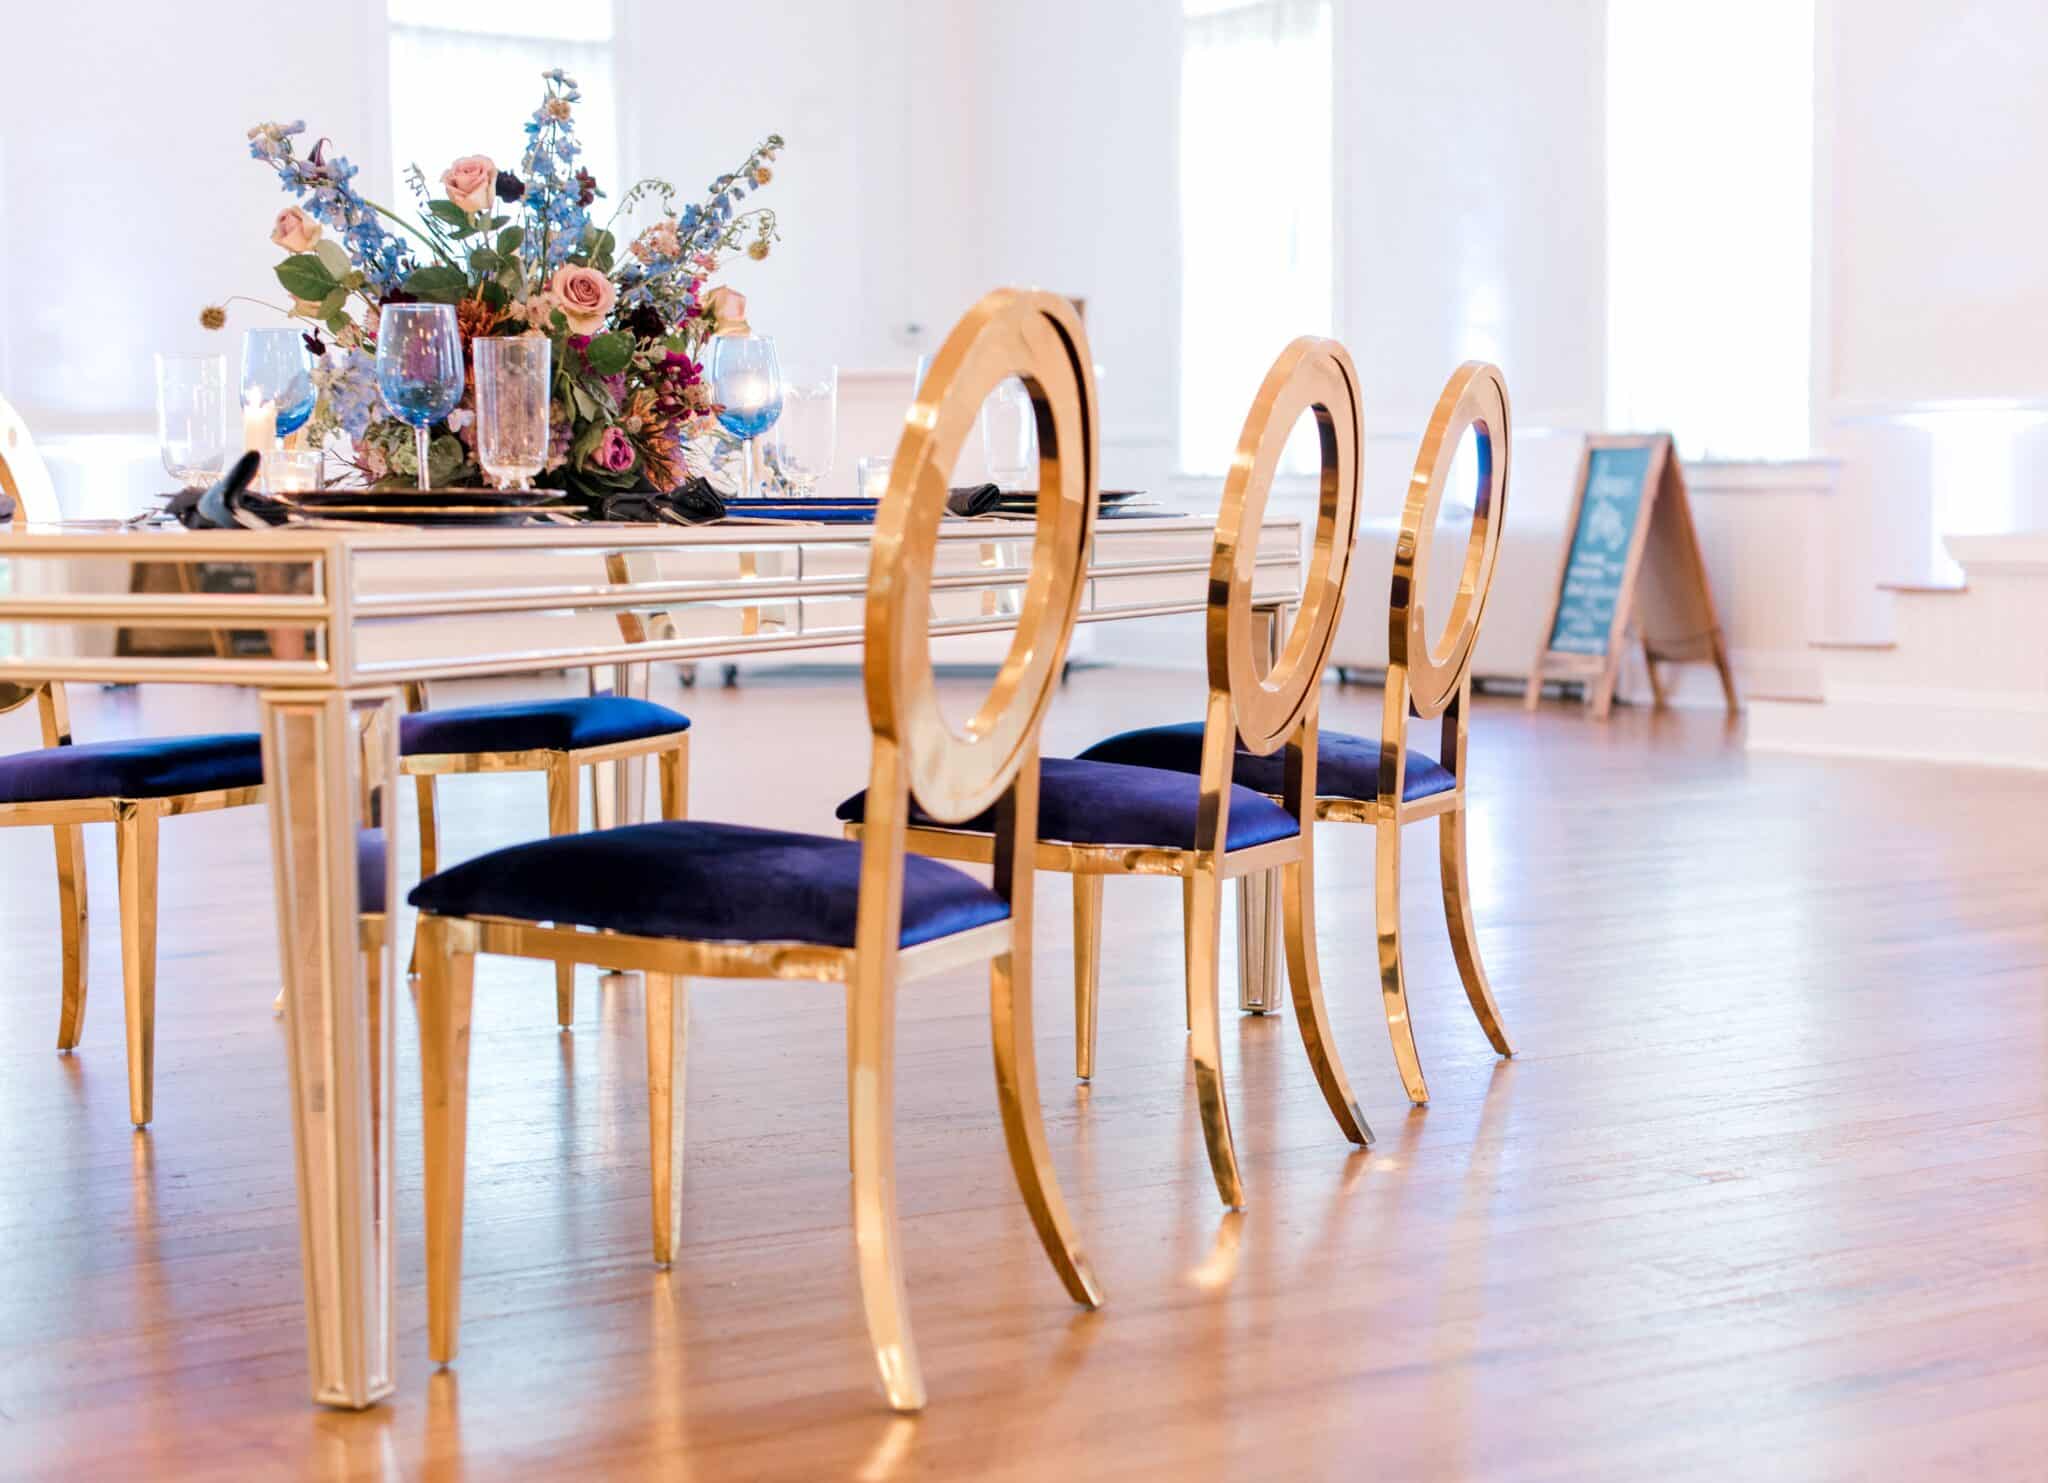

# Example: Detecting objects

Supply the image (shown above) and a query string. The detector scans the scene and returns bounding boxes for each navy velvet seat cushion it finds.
[409,819,1008,950]
[0,733,263,805]
[399,696,690,758]
[835,756,1299,851]
[1076,721,1456,804]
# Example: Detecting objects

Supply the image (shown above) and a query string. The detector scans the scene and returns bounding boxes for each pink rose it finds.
[271,206,322,253]
[548,264,617,334]
[596,426,637,473]
[702,285,748,331]
[440,155,496,214]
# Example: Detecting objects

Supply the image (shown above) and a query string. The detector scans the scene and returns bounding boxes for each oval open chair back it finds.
[1206,337,1364,761]
[0,392,61,527]
[864,288,1098,826]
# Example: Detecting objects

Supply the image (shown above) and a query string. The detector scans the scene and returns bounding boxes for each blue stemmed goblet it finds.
[376,303,466,491]
[709,334,783,500]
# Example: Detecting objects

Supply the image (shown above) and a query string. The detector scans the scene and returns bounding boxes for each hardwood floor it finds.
[1,668,2043,1481]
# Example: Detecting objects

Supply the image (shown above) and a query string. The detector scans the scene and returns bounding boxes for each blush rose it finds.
[548,265,617,334]
[271,206,323,253]
[440,155,496,214]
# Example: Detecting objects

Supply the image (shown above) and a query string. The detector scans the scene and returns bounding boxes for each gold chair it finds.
[409,288,1103,1411]
[1078,363,1516,1105]
[842,337,1376,1209]
[399,674,691,1025]
[0,396,267,1128]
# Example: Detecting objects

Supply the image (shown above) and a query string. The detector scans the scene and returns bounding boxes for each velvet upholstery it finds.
[1076,721,1457,805]
[0,733,263,805]
[836,756,1299,851]
[399,696,691,758]
[409,819,1008,950]
[358,828,389,915]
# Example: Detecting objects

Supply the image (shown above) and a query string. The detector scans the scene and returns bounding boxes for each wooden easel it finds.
[1526,433,1735,719]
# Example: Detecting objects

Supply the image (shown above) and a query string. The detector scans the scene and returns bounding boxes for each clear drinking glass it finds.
[855,455,892,500]
[375,303,465,491]
[240,328,316,438]
[709,335,783,500]
[474,336,552,490]
[770,366,837,498]
[979,377,1036,490]
[155,352,230,492]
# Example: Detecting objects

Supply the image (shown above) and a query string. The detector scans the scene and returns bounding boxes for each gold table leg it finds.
[262,686,400,1410]
[1235,870,1282,1014]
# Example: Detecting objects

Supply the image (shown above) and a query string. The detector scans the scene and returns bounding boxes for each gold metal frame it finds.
[1,405,268,1128]
[1348,361,1516,1104]
[412,288,1104,1413]
[397,675,690,1022]
[868,337,1376,1210]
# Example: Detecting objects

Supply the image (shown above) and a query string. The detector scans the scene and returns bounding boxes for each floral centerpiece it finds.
[218,70,781,509]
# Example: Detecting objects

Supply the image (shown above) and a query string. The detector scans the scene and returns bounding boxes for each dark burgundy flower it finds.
[626,304,667,342]
[574,167,598,207]
[302,329,327,357]
[495,170,525,203]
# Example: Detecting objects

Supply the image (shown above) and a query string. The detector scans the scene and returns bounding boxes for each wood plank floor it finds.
[1,668,2043,1481]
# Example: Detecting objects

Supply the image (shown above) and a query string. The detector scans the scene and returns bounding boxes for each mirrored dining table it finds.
[0,511,1302,1408]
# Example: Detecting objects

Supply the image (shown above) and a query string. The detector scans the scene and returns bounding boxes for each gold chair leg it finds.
[1374,819,1430,1106]
[1072,874,1102,1081]
[1440,804,1513,1056]
[113,804,160,1127]
[417,917,476,1366]
[993,942,1104,1307]
[657,739,688,822]
[1282,854,1373,1146]
[645,971,688,1265]
[407,772,440,979]
[1184,868,1245,1209]
[546,756,577,1028]
[52,823,89,1051]
[848,950,925,1411]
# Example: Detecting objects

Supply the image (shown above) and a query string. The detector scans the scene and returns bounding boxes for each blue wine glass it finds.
[240,327,316,445]
[376,303,466,490]
[710,335,783,499]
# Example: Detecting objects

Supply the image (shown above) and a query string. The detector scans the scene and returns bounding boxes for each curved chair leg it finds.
[417,917,476,1366]
[545,756,577,1028]
[1440,804,1513,1056]
[1282,854,1373,1146]
[52,823,89,1051]
[645,971,688,1265]
[114,804,160,1128]
[993,945,1104,1307]
[1374,819,1430,1106]
[847,952,925,1411]
[1072,874,1102,1081]
[1184,868,1245,1210]
[407,772,440,979]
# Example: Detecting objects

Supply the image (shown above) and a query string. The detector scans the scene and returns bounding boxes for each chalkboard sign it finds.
[1547,445,1654,654]
[1527,434,1734,719]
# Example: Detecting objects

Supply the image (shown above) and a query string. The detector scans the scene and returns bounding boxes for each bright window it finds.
[1178,0,1334,476]
[1606,0,1816,460]
[386,1,621,212]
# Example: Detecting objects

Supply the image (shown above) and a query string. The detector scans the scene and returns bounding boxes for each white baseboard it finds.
[1747,689,2048,770]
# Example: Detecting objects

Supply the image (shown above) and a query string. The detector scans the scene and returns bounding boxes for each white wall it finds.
[1814,0,2048,626]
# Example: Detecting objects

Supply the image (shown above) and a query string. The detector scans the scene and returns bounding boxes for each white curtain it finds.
[387,1,620,214]
[1178,0,1334,476]
[1606,0,1815,460]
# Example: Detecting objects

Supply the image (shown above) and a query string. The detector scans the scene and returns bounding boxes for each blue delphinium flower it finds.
[247,120,411,291]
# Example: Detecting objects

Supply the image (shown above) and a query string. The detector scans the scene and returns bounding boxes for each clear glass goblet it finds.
[710,334,784,500]
[770,366,837,498]
[155,352,230,492]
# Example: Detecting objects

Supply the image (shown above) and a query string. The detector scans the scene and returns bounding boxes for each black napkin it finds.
[172,451,295,529]
[592,479,727,525]
[946,483,1003,517]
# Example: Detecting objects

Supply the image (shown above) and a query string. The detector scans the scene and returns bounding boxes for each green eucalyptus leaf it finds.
[402,265,470,304]
[313,240,353,280]
[480,280,510,310]
[583,330,634,377]
[497,225,525,256]
[587,229,617,271]
[274,254,339,302]
[317,287,347,318]
[325,311,351,335]
[427,434,468,486]
[468,247,501,276]
[426,200,472,230]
